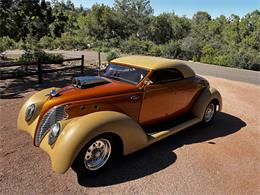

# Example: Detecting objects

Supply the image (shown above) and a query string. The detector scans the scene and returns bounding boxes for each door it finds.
[139,68,184,125]
[139,83,174,125]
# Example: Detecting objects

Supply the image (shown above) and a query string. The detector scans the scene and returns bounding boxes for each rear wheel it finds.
[72,135,118,176]
[201,101,216,125]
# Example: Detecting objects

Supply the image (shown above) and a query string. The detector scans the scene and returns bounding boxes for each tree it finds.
[0,0,259,70]
[114,0,153,39]
[148,13,173,44]
[77,4,118,40]
[0,0,16,39]
[181,35,201,60]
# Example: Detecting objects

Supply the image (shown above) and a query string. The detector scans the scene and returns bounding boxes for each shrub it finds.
[39,36,57,49]
[92,41,111,52]
[58,33,93,50]
[212,55,231,66]
[235,49,260,71]
[162,40,181,58]
[106,50,120,62]
[0,36,16,52]
[120,36,152,55]
[148,44,164,56]
[18,49,63,63]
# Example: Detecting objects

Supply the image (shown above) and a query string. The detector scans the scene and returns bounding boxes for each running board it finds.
[147,117,201,145]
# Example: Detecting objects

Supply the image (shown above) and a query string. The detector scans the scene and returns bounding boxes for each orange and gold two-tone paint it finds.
[17,55,222,173]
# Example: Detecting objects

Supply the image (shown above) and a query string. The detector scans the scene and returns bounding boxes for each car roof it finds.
[111,55,195,78]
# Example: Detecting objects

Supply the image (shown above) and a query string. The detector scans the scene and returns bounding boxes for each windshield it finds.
[103,64,149,85]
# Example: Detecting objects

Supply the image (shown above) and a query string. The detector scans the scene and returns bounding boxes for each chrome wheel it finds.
[84,138,112,171]
[204,103,215,123]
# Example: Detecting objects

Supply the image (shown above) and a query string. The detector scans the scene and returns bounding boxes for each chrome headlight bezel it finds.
[48,122,61,145]
[25,104,36,122]
[35,104,68,146]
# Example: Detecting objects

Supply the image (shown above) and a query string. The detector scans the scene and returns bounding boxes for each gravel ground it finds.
[0,75,259,194]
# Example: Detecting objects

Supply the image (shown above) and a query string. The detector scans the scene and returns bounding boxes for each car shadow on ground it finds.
[77,112,246,187]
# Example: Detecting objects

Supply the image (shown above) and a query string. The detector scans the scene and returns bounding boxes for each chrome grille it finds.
[35,105,68,145]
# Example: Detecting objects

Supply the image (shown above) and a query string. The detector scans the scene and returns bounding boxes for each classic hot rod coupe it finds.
[17,55,222,175]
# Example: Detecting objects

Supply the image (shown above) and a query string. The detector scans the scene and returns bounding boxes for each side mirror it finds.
[144,78,153,86]
[139,78,153,91]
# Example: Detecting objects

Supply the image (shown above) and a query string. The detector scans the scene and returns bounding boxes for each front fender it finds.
[17,87,59,137]
[192,87,222,119]
[39,111,148,173]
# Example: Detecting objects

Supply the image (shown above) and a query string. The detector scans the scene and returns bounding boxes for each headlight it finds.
[48,123,61,145]
[25,104,35,121]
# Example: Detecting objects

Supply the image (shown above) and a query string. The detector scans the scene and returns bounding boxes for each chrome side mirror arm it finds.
[139,78,153,91]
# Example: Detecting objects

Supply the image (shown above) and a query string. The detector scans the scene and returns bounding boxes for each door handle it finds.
[130,95,140,101]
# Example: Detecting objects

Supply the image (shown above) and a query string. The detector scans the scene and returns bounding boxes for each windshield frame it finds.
[103,63,149,85]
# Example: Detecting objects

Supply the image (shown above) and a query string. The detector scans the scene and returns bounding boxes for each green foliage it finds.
[106,50,120,62]
[18,49,63,63]
[148,14,173,44]
[120,36,152,54]
[148,44,164,56]
[181,35,201,61]
[0,36,16,52]
[0,1,259,71]
[114,0,153,39]
[39,36,57,50]
[162,40,181,58]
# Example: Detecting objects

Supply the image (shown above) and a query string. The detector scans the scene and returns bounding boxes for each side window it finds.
[150,68,184,83]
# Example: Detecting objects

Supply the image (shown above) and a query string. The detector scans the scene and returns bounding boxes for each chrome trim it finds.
[204,103,215,122]
[48,123,61,145]
[25,104,36,122]
[84,138,112,171]
[35,105,68,145]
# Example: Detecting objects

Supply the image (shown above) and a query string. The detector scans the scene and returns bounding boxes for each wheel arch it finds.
[211,98,221,111]
[94,132,124,156]
[192,87,222,119]
[39,111,148,173]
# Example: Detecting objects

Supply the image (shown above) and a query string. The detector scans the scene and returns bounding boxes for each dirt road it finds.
[0,74,259,194]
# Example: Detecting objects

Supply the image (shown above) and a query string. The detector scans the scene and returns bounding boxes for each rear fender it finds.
[192,87,222,119]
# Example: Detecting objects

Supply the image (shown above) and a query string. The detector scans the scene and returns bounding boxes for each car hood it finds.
[43,76,139,110]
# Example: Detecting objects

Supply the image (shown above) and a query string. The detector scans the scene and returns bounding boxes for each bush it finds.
[162,40,181,58]
[92,40,111,52]
[120,36,152,55]
[106,50,120,62]
[39,36,57,49]
[200,46,260,71]
[212,55,231,67]
[57,33,93,50]
[0,36,16,52]
[148,44,164,56]
[18,49,63,63]
[91,38,123,53]
[235,49,260,71]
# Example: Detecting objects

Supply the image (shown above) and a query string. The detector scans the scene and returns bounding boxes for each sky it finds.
[72,0,259,18]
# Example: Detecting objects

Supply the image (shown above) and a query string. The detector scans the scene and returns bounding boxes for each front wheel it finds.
[72,135,116,176]
[201,101,216,125]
